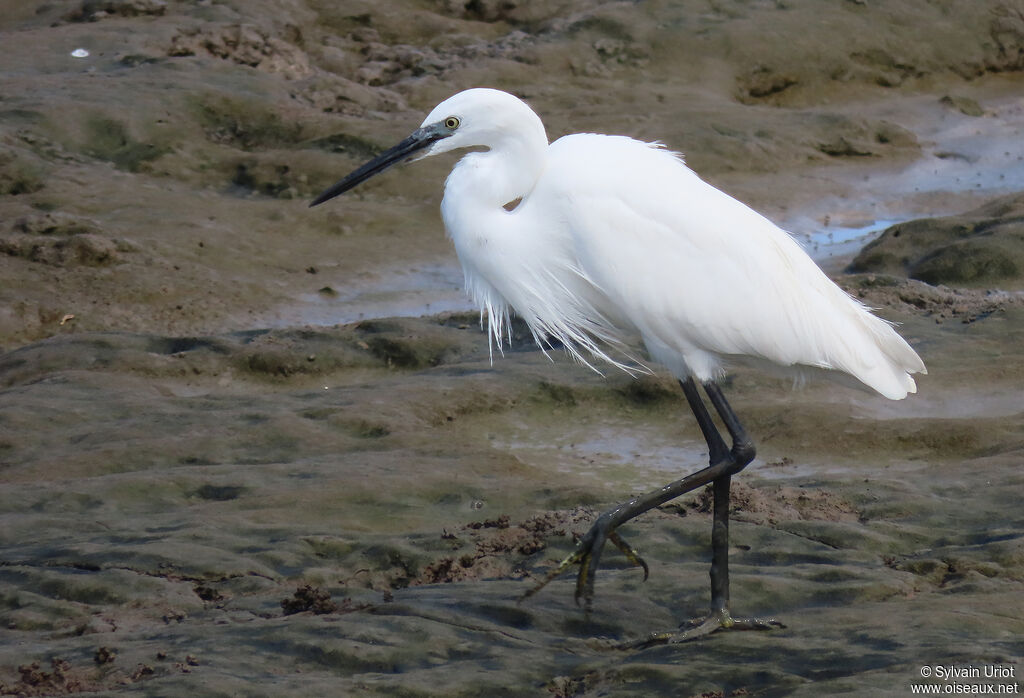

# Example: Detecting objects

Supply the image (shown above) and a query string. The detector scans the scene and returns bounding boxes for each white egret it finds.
[311,88,926,643]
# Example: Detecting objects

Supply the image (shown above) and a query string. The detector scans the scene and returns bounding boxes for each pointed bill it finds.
[309,123,451,207]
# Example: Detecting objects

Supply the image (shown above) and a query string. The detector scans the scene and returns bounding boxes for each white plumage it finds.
[421,88,925,399]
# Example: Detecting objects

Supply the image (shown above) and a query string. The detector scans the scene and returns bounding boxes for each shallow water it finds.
[284,262,473,327]
[491,419,711,490]
[803,218,900,268]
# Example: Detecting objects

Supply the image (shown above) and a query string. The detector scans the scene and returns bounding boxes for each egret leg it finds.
[522,378,784,642]
[622,381,784,647]
[523,378,742,609]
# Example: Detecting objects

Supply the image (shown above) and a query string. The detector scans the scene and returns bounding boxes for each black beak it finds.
[309,123,450,207]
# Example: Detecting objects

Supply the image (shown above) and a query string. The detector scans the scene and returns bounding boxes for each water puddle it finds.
[488,419,704,489]
[270,262,473,327]
[491,420,877,489]
[800,218,901,266]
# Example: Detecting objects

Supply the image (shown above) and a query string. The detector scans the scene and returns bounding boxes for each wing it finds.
[534,134,925,398]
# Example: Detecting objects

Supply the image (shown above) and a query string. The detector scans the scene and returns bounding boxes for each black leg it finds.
[678,377,730,465]
[523,375,784,645]
[523,378,753,610]
[710,474,731,615]
[703,380,755,467]
[625,381,781,647]
[685,379,755,618]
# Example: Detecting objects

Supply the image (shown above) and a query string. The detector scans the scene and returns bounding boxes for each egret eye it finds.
[444,116,460,130]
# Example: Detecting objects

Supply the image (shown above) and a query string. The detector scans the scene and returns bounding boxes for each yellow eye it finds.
[444,116,460,130]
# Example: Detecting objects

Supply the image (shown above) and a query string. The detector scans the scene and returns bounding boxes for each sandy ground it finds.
[1,1,1023,696]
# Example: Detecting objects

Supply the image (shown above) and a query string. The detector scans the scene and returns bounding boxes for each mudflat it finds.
[1,2,1022,695]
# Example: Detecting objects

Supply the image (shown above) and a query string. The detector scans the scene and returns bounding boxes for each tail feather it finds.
[842,307,926,399]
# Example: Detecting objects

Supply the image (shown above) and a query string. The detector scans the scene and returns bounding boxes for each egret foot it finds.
[520,528,648,612]
[618,609,785,650]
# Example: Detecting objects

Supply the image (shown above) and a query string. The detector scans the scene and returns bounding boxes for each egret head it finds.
[310,88,546,207]
[417,88,546,157]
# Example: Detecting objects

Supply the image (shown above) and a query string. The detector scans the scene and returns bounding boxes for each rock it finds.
[12,213,101,236]
[988,4,1024,72]
[64,0,167,22]
[0,233,122,267]
[169,24,313,80]
[461,0,519,23]
[813,116,918,158]
[847,193,1024,289]
[739,66,799,101]
[0,151,45,196]
[939,94,985,117]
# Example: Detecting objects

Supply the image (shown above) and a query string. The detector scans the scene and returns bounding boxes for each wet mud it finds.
[1,296,1021,696]
[2,1,1024,696]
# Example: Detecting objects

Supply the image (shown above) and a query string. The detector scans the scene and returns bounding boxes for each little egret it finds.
[311,88,926,643]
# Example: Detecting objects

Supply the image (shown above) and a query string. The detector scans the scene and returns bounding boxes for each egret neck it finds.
[441,123,548,222]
